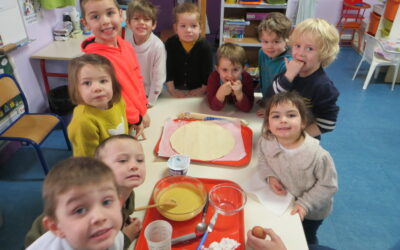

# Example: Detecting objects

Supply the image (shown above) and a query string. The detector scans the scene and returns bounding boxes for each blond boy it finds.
[126,0,166,107]
[26,157,124,250]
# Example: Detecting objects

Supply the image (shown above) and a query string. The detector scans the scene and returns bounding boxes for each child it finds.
[80,0,149,138]
[165,2,212,98]
[67,54,128,157]
[257,91,338,245]
[95,134,146,248]
[126,0,166,108]
[266,18,340,138]
[26,157,124,250]
[207,43,254,112]
[257,12,292,117]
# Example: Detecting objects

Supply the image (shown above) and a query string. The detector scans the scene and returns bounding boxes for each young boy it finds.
[95,134,146,248]
[126,0,166,107]
[257,12,292,117]
[26,157,124,250]
[165,2,212,98]
[266,18,340,138]
[80,0,149,139]
[207,43,254,112]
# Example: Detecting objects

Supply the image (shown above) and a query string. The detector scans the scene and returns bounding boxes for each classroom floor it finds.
[1,47,400,250]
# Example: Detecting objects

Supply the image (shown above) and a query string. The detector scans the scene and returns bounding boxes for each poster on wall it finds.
[18,0,41,24]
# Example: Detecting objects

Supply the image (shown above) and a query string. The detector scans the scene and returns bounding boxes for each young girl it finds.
[165,2,212,98]
[67,53,128,157]
[257,91,338,245]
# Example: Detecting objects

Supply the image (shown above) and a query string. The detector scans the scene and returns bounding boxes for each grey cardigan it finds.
[257,134,338,220]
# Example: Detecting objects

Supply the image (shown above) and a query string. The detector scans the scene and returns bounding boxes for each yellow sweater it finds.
[67,98,128,157]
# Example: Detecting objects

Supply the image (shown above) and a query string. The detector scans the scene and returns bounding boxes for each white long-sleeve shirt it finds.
[126,32,166,106]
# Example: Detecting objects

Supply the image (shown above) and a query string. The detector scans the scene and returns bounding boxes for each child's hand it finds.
[187,85,207,97]
[142,113,151,128]
[123,217,142,241]
[247,228,287,250]
[291,204,307,221]
[129,123,146,140]
[268,176,287,196]
[284,57,304,82]
[256,108,266,118]
[231,80,243,93]
[169,88,187,98]
[216,81,232,101]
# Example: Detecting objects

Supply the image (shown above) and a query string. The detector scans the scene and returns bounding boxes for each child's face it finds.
[78,64,113,110]
[216,57,243,83]
[127,12,155,42]
[49,181,122,250]
[259,30,287,58]
[81,0,123,46]
[291,32,321,77]
[100,139,146,190]
[267,101,304,142]
[175,13,200,43]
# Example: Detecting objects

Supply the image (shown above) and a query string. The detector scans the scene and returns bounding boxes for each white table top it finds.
[30,36,88,60]
[131,92,308,250]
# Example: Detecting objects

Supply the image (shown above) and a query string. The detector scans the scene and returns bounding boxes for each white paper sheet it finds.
[242,172,294,217]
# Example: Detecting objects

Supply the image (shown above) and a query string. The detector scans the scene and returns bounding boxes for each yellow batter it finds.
[158,185,204,214]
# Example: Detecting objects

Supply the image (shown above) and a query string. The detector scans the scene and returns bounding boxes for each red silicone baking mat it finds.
[154,119,252,167]
[135,178,245,250]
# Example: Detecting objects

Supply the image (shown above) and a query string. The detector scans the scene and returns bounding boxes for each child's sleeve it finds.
[68,117,99,157]
[265,72,291,98]
[234,71,254,112]
[207,71,225,110]
[256,137,277,179]
[312,83,339,133]
[199,39,213,85]
[148,42,167,106]
[165,38,174,83]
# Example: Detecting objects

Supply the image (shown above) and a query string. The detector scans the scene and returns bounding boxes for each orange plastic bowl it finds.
[153,176,207,221]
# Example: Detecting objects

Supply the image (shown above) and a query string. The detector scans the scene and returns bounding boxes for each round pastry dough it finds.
[170,121,235,161]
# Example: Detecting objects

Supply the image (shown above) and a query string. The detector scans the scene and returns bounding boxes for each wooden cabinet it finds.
[219,1,288,66]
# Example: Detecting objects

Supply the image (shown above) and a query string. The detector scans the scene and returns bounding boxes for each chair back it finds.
[363,33,379,63]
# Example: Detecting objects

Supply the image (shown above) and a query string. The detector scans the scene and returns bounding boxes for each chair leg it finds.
[374,66,380,79]
[59,121,72,151]
[391,65,400,91]
[32,144,49,175]
[363,62,377,90]
[352,58,364,80]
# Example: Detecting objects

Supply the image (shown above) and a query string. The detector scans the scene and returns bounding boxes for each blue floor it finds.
[1,47,400,250]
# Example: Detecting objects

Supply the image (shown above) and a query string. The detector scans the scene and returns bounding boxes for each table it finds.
[31,36,87,93]
[130,92,308,250]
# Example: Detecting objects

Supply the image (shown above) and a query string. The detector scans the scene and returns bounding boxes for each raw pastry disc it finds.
[170,121,235,161]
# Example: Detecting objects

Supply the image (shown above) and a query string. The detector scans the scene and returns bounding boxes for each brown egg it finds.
[252,226,267,239]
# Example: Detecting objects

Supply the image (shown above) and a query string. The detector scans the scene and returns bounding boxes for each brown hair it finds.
[173,2,200,24]
[127,0,158,24]
[289,18,340,67]
[94,134,139,159]
[216,43,247,67]
[68,53,121,105]
[43,157,119,219]
[80,0,120,18]
[262,91,312,139]
[258,12,292,40]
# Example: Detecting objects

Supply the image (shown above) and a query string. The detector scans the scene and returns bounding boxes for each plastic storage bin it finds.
[367,11,381,36]
[384,0,400,21]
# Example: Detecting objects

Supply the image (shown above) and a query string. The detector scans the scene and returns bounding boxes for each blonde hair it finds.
[43,157,119,219]
[94,134,139,159]
[68,53,121,105]
[216,43,247,67]
[173,2,200,24]
[80,0,120,18]
[127,0,158,24]
[262,91,311,139]
[258,12,292,40]
[290,18,339,67]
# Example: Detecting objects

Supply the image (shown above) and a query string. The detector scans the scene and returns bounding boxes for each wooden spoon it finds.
[134,200,177,211]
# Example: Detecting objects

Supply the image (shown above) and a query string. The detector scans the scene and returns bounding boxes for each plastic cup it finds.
[167,155,190,176]
[144,220,173,250]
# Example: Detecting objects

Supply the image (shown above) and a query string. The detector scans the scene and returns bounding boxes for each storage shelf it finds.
[224,3,287,9]
[224,37,261,47]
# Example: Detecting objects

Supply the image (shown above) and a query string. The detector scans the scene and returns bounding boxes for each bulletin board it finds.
[0,0,28,47]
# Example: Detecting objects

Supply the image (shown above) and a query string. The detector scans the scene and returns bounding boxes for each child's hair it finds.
[173,2,200,24]
[290,18,339,67]
[262,91,311,139]
[80,0,120,18]
[258,12,292,40]
[43,157,119,219]
[216,43,247,67]
[127,0,158,24]
[68,53,121,105]
[94,134,138,159]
